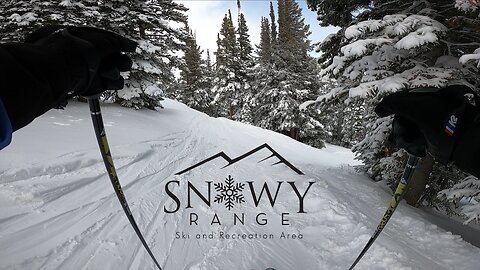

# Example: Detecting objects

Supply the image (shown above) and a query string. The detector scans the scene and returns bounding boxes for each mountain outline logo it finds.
[175,143,304,175]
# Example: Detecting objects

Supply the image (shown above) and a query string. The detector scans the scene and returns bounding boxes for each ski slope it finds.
[1,99,479,270]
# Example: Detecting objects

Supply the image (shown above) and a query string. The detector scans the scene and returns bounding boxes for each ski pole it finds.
[88,97,163,270]
[348,154,420,270]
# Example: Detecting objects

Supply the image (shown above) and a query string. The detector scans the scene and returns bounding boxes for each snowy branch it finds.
[455,0,480,14]
[439,175,480,223]
[459,48,480,67]
[321,14,455,99]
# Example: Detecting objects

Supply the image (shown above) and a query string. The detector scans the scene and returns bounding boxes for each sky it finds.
[174,0,339,58]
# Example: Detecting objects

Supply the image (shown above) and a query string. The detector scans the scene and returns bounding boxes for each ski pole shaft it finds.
[88,98,163,270]
[348,155,420,270]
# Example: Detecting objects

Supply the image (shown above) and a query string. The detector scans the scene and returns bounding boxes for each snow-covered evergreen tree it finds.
[307,0,480,206]
[258,17,273,65]
[269,1,278,45]
[310,76,368,149]
[98,0,188,109]
[434,0,480,220]
[234,2,255,123]
[237,14,253,68]
[176,25,212,114]
[249,17,275,125]
[204,49,215,95]
[212,6,254,121]
[0,0,188,110]
[251,0,323,146]
[212,11,241,118]
[298,105,326,148]
[0,0,91,42]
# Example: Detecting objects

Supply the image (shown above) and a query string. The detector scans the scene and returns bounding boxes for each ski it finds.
[348,155,420,270]
[88,98,162,270]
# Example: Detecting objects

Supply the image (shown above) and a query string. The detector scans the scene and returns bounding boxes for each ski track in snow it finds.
[1,100,480,270]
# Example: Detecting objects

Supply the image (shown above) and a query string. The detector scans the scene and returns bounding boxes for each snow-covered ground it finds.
[1,100,480,270]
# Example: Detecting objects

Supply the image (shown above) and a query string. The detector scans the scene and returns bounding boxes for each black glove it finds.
[0,25,137,132]
[25,25,137,97]
[375,85,480,177]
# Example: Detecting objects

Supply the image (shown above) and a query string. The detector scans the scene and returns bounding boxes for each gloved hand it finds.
[375,85,480,177]
[0,25,137,133]
[25,25,137,97]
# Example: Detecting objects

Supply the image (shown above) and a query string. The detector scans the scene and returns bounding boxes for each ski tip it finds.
[265,268,275,270]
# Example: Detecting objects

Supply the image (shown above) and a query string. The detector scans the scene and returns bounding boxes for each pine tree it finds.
[318,92,368,148]
[0,0,93,42]
[100,0,188,110]
[269,1,278,45]
[258,17,273,64]
[204,49,214,93]
[0,0,188,110]
[213,11,240,118]
[307,0,480,208]
[298,105,326,148]
[237,13,253,68]
[250,17,275,126]
[215,33,226,69]
[176,25,212,113]
[306,0,370,28]
[276,0,312,71]
[181,26,202,91]
[235,3,255,123]
[252,0,323,145]
[213,7,254,121]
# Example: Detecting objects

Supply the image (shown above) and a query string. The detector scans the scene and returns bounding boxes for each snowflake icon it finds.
[214,175,245,211]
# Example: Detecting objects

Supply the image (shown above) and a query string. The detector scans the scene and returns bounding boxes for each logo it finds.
[445,115,458,136]
[165,143,314,238]
[175,143,304,175]
[214,175,245,210]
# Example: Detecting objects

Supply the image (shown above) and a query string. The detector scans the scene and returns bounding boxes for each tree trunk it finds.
[229,105,235,120]
[139,24,146,39]
[288,128,296,140]
[404,153,434,207]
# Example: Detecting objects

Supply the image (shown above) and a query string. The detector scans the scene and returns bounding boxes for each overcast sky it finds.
[174,0,338,58]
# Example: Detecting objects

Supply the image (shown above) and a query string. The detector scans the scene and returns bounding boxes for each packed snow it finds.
[1,100,480,270]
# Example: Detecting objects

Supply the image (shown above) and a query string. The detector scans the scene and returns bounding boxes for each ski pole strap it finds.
[348,155,419,270]
[88,98,163,270]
